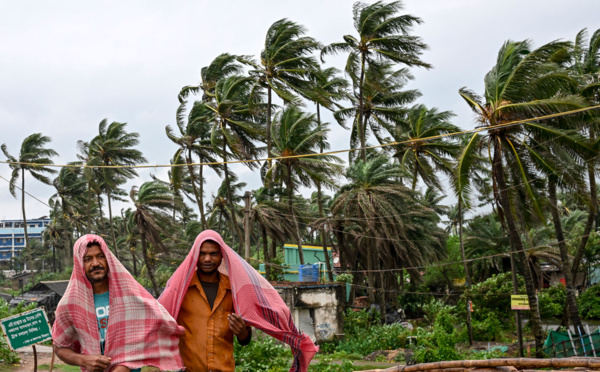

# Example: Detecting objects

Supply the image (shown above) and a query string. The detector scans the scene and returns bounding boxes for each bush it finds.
[234,330,291,371]
[336,309,411,356]
[579,284,600,319]
[471,312,504,341]
[538,285,566,319]
[412,308,465,363]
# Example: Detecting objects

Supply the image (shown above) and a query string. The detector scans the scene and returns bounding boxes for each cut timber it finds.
[363,358,600,372]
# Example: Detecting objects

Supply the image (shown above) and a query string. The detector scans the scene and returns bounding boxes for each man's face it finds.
[197,241,222,275]
[83,244,109,284]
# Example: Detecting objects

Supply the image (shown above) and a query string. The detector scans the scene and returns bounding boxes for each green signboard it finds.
[0,308,52,350]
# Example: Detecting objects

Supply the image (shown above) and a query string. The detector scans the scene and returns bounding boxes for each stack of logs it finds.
[362,357,600,372]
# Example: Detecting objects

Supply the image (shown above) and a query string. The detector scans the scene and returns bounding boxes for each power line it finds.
[1,104,599,170]
[0,175,50,208]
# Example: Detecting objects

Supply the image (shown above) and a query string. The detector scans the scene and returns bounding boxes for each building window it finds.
[15,238,23,243]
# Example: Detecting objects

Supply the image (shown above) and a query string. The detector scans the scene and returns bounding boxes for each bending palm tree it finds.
[130,181,182,295]
[242,18,320,169]
[205,75,264,252]
[457,39,587,355]
[2,133,57,277]
[322,0,430,160]
[89,119,146,260]
[335,64,420,159]
[266,106,343,265]
[390,104,460,191]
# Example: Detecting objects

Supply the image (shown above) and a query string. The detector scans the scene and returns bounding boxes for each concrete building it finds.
[0,218,50,262]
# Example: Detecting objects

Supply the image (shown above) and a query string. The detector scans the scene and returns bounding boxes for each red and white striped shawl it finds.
[52,234,184,372]
[159,230,318,372]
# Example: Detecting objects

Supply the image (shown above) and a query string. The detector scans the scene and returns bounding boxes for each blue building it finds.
[0,218,50,262]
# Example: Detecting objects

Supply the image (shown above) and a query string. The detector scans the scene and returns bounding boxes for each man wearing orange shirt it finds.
[176,239,251,371]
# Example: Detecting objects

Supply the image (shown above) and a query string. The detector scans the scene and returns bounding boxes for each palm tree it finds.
[306,66,349,281]
[130,181,182,295]
[390,104,460,191]
[322,0,430,160]
[88,119,146,260]
[335,64,420,159]
[266,106,343,264]
[50,165,87,263]
[2,133,58,277]
[241,19,320,169]
[457,39,587,355]
[206,173,246,242]
[565,28,600,283]
[251,187,296,280]
[332,154,445,305]
[179,53,244,103]
[204,75,265,252]
[166,102,221,228]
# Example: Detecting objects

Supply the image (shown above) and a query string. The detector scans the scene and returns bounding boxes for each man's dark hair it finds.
[86,240,101,248]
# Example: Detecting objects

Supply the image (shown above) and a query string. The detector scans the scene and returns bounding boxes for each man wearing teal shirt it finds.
[55,241,141,372]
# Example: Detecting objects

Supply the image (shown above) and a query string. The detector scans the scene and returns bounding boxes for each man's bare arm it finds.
[54,346,111,372]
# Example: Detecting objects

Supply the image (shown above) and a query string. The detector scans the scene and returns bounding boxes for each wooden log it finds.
[368,358,600,372]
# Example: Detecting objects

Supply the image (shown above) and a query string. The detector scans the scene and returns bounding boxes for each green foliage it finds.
[579,284,600,319]
[234,331,291,372]
[309,357,353,372]
[412,307,464,363]
[538,285,566,319]
[464,272,523,328]
[397,287,434,319]
[335,273,353,284]
[471,312,504,341]
[0,299,37,364]
[423,236,464,288]
[336,309,411,356]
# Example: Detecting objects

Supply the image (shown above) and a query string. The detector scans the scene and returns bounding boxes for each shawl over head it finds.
[159,230,318,372]
[52,234,184,372]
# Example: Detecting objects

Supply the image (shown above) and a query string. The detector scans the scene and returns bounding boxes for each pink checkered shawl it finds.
[159,230,318,372]
[52,235,184,372]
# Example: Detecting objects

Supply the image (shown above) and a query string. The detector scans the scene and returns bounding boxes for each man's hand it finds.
[111,365,131,372]
[79,354,111,372]
[228,313,250,341]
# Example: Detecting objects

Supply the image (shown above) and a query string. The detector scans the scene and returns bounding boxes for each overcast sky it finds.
[1,0,598,222]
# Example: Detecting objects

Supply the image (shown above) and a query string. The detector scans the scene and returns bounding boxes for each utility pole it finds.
[244,191,251,260]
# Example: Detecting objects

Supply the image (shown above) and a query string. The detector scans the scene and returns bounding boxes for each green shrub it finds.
[309,357,353,372]
[538,285,566,319]
[412,306,465,363]
[471,312,504,341]
[336,309,411,356]
[234,330,291,371]
[579,284,600,319]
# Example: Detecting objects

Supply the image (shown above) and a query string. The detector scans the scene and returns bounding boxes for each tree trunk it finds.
[141,232,159,296]
[572,153,597,278]
[358,52,367,162]
[186,149,206,228]
[458,202,473,345]
[199,163,206,228]
[267,86,273,171]
[87,182,92,231]
[315,105,334,281]
[412,161,419,191]
[222,126,244,253]
[366,241,376,304]
[548,179,584,333]
[107,190,119,260]
[492,142,544,357]
[287,174,305,265]
[21,173,34,278]
[262,226,271,281]
[130,242,138,277]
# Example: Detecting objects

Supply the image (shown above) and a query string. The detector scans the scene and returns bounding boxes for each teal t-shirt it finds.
[93,291,141,372]
[93,291,110,355]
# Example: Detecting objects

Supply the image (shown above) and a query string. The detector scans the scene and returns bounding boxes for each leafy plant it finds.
[579,284,600,319]
[538,285,566,319]
[234,330,291,371]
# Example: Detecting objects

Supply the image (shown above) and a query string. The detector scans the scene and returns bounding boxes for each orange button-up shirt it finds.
[177,271,235,372]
